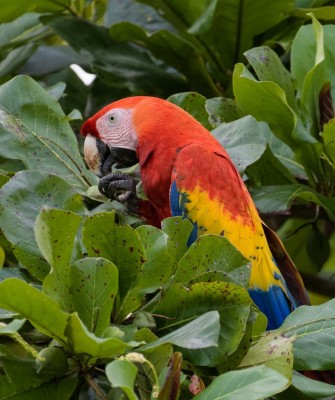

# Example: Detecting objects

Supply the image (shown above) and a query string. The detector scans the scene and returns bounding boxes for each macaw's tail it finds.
[247,222,309,330]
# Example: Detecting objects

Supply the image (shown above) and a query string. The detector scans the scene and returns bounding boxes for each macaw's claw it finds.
[99,171,137,204]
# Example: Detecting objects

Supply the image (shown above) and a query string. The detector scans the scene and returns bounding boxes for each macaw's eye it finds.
[109,114,115,122]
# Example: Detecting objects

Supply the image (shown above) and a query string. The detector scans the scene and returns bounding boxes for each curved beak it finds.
[84,134,138,177]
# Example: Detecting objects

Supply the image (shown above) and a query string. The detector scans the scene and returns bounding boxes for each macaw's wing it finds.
[170,143,309,329]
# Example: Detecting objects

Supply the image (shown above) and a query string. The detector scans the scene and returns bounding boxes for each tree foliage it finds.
[1,0,335,399]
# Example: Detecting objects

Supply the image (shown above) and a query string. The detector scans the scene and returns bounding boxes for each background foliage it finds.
[1,0,335,399]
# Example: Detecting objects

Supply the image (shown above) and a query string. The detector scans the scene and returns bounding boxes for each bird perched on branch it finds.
[81,96,310,330]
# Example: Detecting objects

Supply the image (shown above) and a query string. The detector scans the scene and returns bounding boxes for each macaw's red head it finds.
[81,95,211,177]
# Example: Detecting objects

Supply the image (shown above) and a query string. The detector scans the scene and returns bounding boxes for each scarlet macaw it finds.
[81,96,310,330]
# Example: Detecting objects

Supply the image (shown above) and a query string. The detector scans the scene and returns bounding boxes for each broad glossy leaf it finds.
[106,359,139,400]
[142,311,220,351]
[205,97,241,126]
[291,20,335,103]
[115,225,174,322]
[193,365,289,400]
[251,184,335,220]
[36,346,69,375]
[153,282,251,367]
[0,278,68,343]
[161,217,193,268]
[65,313,136,364]
[244,46,296,110]
[70,257,118,335]
[82,211,146,322]
[0,171,85,280]
[0,13,45,50]
[278,298,335,370]
[35,208,82,309]
[0,75,96,189]
[174,235,250,288]
[168,92,211,129]
[239,331,294,380]
[211,115,267,173]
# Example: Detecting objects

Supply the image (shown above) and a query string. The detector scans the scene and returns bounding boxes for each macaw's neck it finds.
[133,101,221,221]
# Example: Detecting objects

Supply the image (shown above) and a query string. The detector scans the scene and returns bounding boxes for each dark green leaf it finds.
[70,257,118,335]
[35,208,82,309]
[153,282,251,367]
[0,171,86,280]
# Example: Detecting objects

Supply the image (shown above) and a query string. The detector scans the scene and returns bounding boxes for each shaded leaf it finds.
[106,359,139,400]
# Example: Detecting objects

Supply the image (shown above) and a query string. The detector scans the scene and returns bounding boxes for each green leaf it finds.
[244,46,296,110]
[142,311,220,351]
[36,346,69,375]
[193,365,289,400]
[246,146,296,186]
[82,212,146,322]
[65,313,136,364]
[239,331,294,380]
[211,115,267,173]
[0,319,25,334]
[69,257,118,335]
[205,97,241,126]
[277,298,335,370]
[0,278,68,343]
[168,92,212,130]
[233,63,297,149]
[0,75,95,189]
[161,217,193,268]
[174,235,250,288]
[106,359,139,400]
[0,171,85,280]
[115,225,174,321]
[0,0,72,22]
[251,184,335,220]
[152,282,251,367]
[0,13,45,50]
[35,208,82,310]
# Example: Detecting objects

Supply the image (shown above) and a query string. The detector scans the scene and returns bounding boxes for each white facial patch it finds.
[84,134,101,175]
[96,108,137,150]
